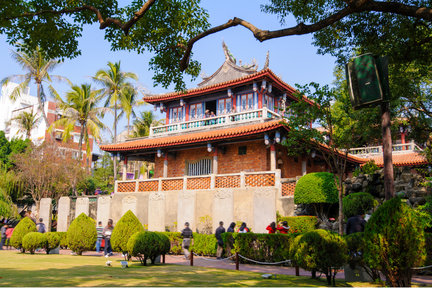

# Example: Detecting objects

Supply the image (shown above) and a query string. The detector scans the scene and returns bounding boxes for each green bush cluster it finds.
[44,232,61,254]
[353,160,379,177]
[67,213,97,255]
[364,197,426,287]
[58,232,68,248]
[276,215,317,233]
[111,210,144,257]
[127,231,170,265]
[10,217,37,252]
[191,233,217,256]
[162,232,182,254]
[294,172,338,205]
[343,192,376,218]
[290,229,347,286]
[22,232,46,254]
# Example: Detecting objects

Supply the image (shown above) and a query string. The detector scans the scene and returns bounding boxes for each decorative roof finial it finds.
[222,41,236,64]
[263,51,270,70]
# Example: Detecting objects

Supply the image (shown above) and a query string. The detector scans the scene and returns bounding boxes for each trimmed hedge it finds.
[162,232,182,254]
[10,217,37,252]
[290,229,347,285]
[58,232,68,249]
[364,197,426,287]
[22,232,46,254]
[111,210,144,256]
[127,231,170,265]
[67,213,97,255]
[276,215,317,233]
[343,192,375,218]
[294,172,338,204]
[192,233,217,256]
[44,232,61,254]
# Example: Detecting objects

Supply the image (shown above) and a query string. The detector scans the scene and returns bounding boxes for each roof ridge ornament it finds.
[263,51,270,70]
[222,41,236,64]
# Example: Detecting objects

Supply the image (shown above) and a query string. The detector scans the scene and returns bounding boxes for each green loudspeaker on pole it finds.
[346,54,394,200]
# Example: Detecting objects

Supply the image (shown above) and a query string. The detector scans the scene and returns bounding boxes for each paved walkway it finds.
[58,249,432,285]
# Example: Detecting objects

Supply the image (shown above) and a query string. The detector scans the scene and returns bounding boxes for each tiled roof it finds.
[142,68,313,105]
[367,152,429,167]
[100,120,284,152]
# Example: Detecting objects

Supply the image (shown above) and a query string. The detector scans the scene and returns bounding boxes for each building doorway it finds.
[205,100,217,116]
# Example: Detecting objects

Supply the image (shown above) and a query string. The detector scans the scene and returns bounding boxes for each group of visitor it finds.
[0,222,14,250]
[96,219,114,257]
[265,221,290,234]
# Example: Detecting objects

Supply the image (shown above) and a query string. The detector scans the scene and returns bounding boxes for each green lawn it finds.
[0,251,378,287]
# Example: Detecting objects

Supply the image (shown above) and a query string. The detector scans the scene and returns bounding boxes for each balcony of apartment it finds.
[149,107,282,138]
[349,141,423,157]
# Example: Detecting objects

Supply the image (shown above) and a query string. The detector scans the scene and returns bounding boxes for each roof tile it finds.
[367,152,428,167]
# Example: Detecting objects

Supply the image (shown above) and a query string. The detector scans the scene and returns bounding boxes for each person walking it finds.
[181,222,193,260]
[215,221,225,259]
[346,214,366,235]
[36,218,46,233]
[238,222,249,233]
[103,219,114,257]
[276,221,290,234]
[96,221,104,253]
[266,222,277,234]
[5,226,13,249]
[0,223,8,250]
[227,222,236,233]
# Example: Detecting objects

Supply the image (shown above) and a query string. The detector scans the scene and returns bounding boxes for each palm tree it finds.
[93,61,137,180]
[1,45,69,127]
[10,109,41,139]
[49,84,106,162]
[118,85,145,134]
[131,111,163,138]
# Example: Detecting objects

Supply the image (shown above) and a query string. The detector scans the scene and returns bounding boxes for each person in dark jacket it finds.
[215,221,225,259]
[0,223,8,250]
[36,218,46,233]
[181,222,193,259]
[238,222,249,233]
[346,214,366,235]
[266,222,276,234]
[227,222,236,233]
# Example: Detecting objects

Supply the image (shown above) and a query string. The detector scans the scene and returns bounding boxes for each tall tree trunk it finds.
[338,173,344,235]
[78,125,85,164]
[127,116,130,134]
[36,82,50,132]
[113,103,118,181]
[381,101,394,200]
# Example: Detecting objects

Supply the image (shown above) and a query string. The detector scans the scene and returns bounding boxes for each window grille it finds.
[187,158,212,176]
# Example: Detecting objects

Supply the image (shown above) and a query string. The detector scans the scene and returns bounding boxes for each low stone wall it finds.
[345,167,431,207]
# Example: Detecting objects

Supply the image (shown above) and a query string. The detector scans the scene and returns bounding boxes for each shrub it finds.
[290,229,347,286]
[43,232,61,254]
[191,233,217,256]
[162,232,182,254]
[111,210,144,258]
[294,172,338,219]
[10,217,37,252]
[58,232,68,248]
[364,197,426,287]
[127,231,168,265]
[343,192,375,219]
[353,160,379,177]
[22,232,46,254]
[67,213,97,255]
[276,214,317,233]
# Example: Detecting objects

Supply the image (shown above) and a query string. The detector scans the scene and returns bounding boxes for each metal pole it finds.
[190,251,193,266]
[381,101,394,199]
[295,266,299,276]
[163,254,165,264]
[235,252,239,271]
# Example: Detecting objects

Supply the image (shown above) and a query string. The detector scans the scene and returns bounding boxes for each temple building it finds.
[99,43,367,233]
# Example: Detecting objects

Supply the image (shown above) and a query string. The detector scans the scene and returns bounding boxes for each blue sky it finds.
[0,0,339,145]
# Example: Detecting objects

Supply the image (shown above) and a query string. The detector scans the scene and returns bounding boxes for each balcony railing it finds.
[149,108,281,137]
[115,170,280,193]
[349,142,422,157]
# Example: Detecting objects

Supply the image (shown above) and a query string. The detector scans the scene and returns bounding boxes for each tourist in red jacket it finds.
[266,222,276,234]
[276,221,290,234]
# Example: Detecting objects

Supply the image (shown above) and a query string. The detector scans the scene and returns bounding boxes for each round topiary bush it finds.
[67,213,97,255]
[111,210,144,258]
[343,192,376,219]
[43,232,61,254]
[290,229,347,286]
[22,232,46,254]
[10,217,37,252]
[364,197,425,287]
[127,231,168,265]
[58,232,68,249]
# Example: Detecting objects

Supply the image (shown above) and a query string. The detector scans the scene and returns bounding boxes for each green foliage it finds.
[364,197,426,287]
[294,172,338,204]
[58,232,68,249]
[22,232,46,254]
[342,192,375,219]
[10,217,37,251]
[162,232,183,255]
[276,214,317,233]
[290,229,348,285]
[92,153,114,194]
[43,232,61,254]
[191,233,217,256]
[76,177,96,195]
[0,131,30,170]
[353,161,380,177]
[127,231,169,265]
[425,233,432,266]
[111,210,144,254]
[67,213,97,255]
[415,195,432,229]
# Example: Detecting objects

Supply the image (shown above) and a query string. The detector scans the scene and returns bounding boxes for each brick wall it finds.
[276,145,328,178]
